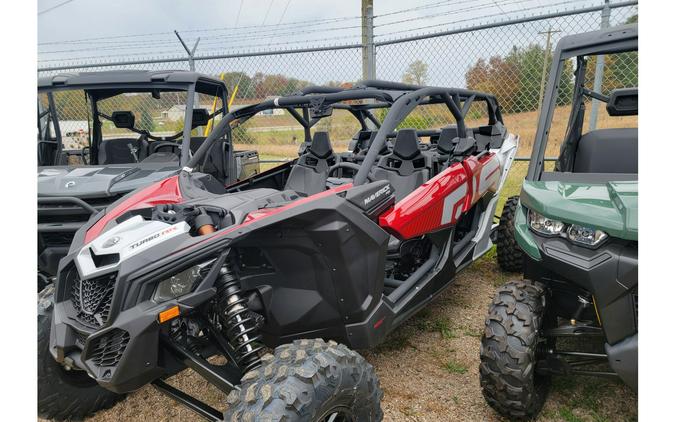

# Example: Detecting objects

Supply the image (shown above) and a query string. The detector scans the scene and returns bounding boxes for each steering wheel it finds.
[150,141,181,155]
[328,162,375,183]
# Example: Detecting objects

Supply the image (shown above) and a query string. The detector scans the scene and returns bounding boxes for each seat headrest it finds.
[309,131,333,159]
[477,125,500,136]
[393,129,421,160]
[189,136,207,153]
[437,127,458,154]
[354,130,374,142]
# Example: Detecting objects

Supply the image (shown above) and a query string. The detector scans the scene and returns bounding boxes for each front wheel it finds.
[496,196,524,273]
[479,280,552,420]
[38,287,126,420]
[224,339,383,421]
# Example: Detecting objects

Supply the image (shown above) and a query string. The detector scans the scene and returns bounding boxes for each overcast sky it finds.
[37,0,635,86]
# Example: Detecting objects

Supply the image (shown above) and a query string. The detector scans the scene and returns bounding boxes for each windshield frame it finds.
[37,80,229,167]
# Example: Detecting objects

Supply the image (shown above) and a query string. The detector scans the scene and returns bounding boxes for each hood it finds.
[520,180,637,241]
[38,164,180,198]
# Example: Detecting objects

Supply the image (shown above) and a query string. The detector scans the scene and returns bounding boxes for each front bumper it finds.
[50,297,169,393]
[515,203,637,345]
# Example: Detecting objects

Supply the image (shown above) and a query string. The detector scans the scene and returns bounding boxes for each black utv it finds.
[38,70,260,291]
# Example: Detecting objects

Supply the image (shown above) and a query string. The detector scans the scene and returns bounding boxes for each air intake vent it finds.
[89,329,130,367]
[71,272,116,328]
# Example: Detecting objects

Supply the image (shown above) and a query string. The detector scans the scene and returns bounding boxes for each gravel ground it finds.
[47,251,637,422]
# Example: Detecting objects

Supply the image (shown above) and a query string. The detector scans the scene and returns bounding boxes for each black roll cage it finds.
[38,79,228,167]
[187,80,502,186]
[527,24,638,180]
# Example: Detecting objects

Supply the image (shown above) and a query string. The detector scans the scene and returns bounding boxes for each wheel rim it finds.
[319,406,355,422]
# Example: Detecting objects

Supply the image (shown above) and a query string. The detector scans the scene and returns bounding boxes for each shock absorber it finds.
[216,258,263,373]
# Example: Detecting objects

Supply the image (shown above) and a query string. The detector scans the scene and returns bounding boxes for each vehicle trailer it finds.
[481,24,638,420]
[40,80,519,421]
[38,70,260,290]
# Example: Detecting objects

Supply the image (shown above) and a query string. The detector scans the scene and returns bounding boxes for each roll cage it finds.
[187,79,503,185]
[527,24,638,181]
[38,70,230,167]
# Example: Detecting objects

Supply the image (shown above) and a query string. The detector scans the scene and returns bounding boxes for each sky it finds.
[37,0,636,86]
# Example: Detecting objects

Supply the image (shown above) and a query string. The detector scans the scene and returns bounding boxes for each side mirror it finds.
[606,88,638,116]
[192,108,210,127]
[111,111,135,129]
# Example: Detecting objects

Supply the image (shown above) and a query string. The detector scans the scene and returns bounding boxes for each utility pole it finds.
[589,0,611,131]
[361,0,375,81]
[537,27,561,113]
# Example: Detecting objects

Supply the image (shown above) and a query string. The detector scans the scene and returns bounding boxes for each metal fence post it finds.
[174,30,200,72]
[589,0,611,131]
[362,0,375,80]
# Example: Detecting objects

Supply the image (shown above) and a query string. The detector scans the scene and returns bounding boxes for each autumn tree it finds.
[402,60,429,85]
[465,44,573,114]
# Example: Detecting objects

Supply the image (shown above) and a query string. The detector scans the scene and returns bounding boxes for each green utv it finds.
[481,24,638,419]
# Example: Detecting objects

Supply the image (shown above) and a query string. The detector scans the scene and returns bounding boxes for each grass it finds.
[443,359,468,374]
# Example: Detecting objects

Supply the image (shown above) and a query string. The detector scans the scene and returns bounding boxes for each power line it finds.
[376,0,540,28]
[261,0,275,25]
[38,15,360,46]
[234,0,244,28]
[376,0,484,17]
[277,0,292,26]
[38,22,362,55]
[38,0,76,16]
[41,0,523,54]
[377,0,587,39]
[492,1,507,14]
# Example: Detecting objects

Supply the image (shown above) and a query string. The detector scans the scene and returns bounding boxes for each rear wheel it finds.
[479,280,552,420]
[38,287,126,421]
[223,338,383,421]
[496,196,524,273]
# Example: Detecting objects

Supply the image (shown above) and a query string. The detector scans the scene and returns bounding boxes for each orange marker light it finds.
[158,305,180,323]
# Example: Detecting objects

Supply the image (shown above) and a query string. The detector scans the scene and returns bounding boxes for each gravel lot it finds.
[55,250,637,422]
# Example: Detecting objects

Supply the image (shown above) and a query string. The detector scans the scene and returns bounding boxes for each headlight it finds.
[153,259,216,303]
[528,209,565,236]
[567,224,607,247]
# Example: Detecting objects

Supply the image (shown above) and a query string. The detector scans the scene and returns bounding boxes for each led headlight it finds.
[528,209,565,236]
[153,259,216,303]
[567,224,607,247]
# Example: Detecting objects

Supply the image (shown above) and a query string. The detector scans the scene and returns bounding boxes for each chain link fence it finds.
[38,1,638,205]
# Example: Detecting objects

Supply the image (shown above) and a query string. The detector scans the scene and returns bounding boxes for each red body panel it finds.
[379,153,500,239]
[85,176,183,244]
[243,183,353,224]
[172,183,354,255]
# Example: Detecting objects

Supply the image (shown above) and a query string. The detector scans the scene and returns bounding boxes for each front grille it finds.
[71,272,117,328]
[89,329,130,367]
[37,195,122,225]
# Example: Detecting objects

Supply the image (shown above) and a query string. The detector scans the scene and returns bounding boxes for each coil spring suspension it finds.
[217,260,263,373]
